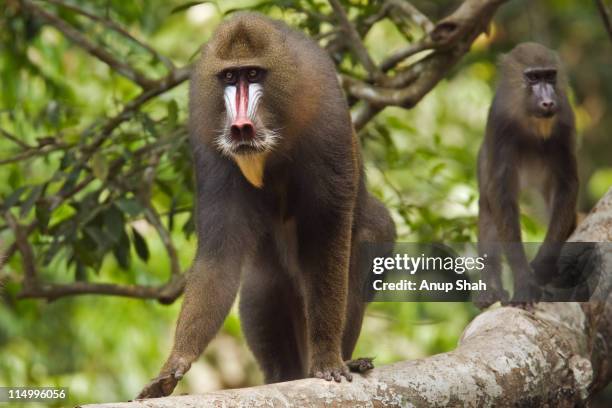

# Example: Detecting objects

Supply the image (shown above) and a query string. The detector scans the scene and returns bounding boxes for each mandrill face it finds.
[191,16,301,156]
[496,42,571,139]
[523,67,559,119]
[189,13,310,188]
[215,66,279,156]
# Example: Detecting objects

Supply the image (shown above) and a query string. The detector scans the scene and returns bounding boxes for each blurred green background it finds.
[1,0,611,406]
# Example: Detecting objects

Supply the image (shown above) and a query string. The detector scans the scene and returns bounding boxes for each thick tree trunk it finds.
[82,188,612,408]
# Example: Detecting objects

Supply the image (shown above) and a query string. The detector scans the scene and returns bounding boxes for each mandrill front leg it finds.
[137,258,241,399]
[302,215,354,382]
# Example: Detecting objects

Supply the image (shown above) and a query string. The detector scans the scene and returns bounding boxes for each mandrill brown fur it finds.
[137,12,395,398]
[476,42,578,308]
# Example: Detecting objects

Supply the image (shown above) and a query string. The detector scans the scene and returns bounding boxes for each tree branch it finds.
[0,242,17,272]
[342,0,509,110]
[385,0,434,34]
[143,203,181,277]
[4,213,40,292]
[17,273,185,304]
[596,0,612,44]
[352,102,383,132]
[0,142,66,165]
[380,39,432,73]
[0,127,33,150]
[328,0,382,79]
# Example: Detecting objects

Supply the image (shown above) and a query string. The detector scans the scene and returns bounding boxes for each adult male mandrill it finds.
[138,13,395,398]
[476,42,578,308]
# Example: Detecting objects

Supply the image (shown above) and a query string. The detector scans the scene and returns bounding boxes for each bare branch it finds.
[0,142,65,165]
[0,127,33,149]
[21,0,155,88]
[386,0,434,36]
[342,52,453,108]
[0,242,17,273]
[380,39,432,72]
[4,213,37,288]
[351,102,383,132]
[342,0,508,109]
[144,204,181,277]
[85,305,609,407]
[596,0,612,44]
[362,2,391,28]
[17,274,185,304]
[41,0,175,71]
[328,0,382,79]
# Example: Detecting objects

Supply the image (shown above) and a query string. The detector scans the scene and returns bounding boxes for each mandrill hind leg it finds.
[475,197,509,309]
[239,238,307,383]
[346,357,375,373]
[342,195,396,372]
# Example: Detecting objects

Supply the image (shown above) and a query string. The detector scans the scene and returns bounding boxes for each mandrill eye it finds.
[246,68,262,82]
[524,71,539,84]
[222,70,237,85]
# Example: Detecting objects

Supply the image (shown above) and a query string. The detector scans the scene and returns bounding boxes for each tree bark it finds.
[81,188,612,408]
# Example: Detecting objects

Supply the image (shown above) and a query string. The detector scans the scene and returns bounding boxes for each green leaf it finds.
[168,197,177,232]
[116,198,143,217]
[74,239,99,269]
[92,153,109,181]
[104,205,125,242]
[429,162,446,177]
[75,261,87,282]
[155,179,174,198]
[182,214,195,238]
[59,151,75,170]
[131,227,150,262]
[170,1,212,14]
[166,100,178,130]
[225,1,276,15]
[8,168,20,190]
[59,168,81,196]
[84,226,108,249]
[20,184,44,217]
[142,114,159,138]
[113,230,131,270]
[2,186,28,210]
[35,201,51,232]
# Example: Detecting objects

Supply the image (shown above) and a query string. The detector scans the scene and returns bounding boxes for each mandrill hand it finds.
[310,354,353,382]
[136,356,191,399]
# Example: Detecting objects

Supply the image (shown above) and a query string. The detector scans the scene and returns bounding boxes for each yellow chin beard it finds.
[233,153,268,188]
[530,117,555,139]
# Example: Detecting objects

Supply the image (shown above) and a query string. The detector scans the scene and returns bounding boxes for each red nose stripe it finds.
[235,78,249,124]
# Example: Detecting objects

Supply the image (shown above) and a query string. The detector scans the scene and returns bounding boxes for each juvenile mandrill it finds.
[476,42,578,308]
[138,13,395,398]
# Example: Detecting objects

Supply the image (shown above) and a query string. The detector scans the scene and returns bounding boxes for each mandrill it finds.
[476,42,578,308]
[138,12,395,398]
